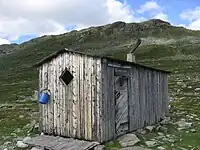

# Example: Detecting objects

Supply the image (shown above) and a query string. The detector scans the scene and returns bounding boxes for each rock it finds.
[31,147,43,150]
[121,146,150,150]
[137,129,146,134]
[145,126,154,132]
[159,126,168,133]
[3,141,11,146]
[19,115,24,119]
[157,132,164,136]
[177,82,182,85]
[174,120,193,128]
[191,114,197,117]
[4,149,8,150]
[182,84,187,88]
[179,147,187,150]
[190,129,197,133]
[188,86,192,89]
[195,88,200,91]
[14,128,21,133]
[41,132,44,135]
[118,133,140,147]
[94,145,105,150]
[157,146,166,150]
[16,141,28,148]
[160,117,171,125]
[155,135,165,140]
[145,141,157,147]
[23,136,31,143]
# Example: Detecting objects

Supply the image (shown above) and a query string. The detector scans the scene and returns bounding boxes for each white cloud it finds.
[153,12,168,21]
[180,7,200,30]
[0,38,10,45]
[137,0,161,14]
[137,0,168,22]
[0,0,138,41]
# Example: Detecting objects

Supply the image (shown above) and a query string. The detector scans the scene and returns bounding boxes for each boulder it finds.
[31,147,43,150]
[118,133,140,147]
[16,141,28,148]
[145,141,157,147]
[174,120,193,128]
[157,146,166,150]
[145,126,154,132]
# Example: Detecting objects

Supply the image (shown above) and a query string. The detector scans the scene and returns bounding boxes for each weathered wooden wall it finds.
[38,52,169,143]
[101,59,169,142]
[39,51,103,142]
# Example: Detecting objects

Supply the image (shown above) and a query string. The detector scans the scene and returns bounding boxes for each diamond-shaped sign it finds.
[59,68,74,86]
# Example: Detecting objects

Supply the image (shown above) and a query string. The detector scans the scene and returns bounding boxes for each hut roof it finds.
[34,48,171,74]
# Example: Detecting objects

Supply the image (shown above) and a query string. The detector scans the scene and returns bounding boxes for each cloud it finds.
[0,38,10,45]
[0,0,138,41]
[153,12,168,22]
[137,0,161,14]
[137,0,168,22]
[180,7,200,30]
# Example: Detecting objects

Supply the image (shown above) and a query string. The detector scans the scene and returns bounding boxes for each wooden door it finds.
[114,69,129,136]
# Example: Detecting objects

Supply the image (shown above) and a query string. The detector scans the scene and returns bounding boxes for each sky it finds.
[0,0,200,45]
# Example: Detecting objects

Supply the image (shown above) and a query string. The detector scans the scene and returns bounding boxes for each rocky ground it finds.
[1,59,200,150]
[1,80,200,150]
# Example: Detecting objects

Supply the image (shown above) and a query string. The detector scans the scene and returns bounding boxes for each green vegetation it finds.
[1,19,200,149]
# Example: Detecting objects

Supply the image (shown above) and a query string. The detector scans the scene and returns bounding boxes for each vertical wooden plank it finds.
[76,54,80,138]
[135,67,140,129]
[57,55,62,135]
[101,59,108,142]
[88,56,92,140]
[151,71,155,124]
[69,52,73,137]
[79,54,85,138]
[129,67,134,131]
[53,58,58,135]
[155,71,159,123]
[129,66,140,130]
[158,72,161,122]
[38,67,43,132]
[43,63,48,133]
[139,68,145,128]
[64,53,70,137]
[110,67,115,140]
[62,53,67,137]
[48,60,54,134]
[91,58,97,140]
[60,54,65,136]
[84,55,89,140]
[107,66,112,140]
[148,70,152,125]
[72,53,77,137]
[144,70,148,126]
[96,59,102,142]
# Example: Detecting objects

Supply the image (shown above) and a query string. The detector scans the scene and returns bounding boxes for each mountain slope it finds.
[0,43,18,56]
[0,19,200,103]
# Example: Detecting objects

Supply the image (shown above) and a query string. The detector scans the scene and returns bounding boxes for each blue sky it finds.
[0,0,200,45]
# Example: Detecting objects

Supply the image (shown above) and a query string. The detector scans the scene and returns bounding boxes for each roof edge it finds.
[32,48,171,74]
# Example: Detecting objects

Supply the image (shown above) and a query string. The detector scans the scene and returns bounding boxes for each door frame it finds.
[114,67,131,138]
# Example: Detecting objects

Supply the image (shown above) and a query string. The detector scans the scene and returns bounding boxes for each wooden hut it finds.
[34,48,170,143]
